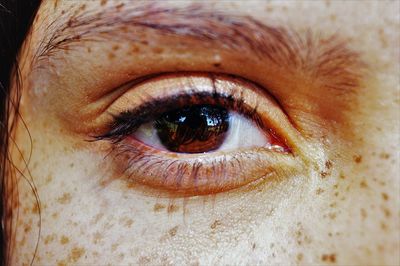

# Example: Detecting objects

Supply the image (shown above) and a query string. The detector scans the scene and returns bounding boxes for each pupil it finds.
[154,105,230,153]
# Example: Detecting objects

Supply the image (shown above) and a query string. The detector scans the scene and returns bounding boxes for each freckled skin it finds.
[8,0,399,265]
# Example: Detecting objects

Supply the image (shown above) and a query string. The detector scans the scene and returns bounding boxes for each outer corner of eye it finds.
[99,73,297,196]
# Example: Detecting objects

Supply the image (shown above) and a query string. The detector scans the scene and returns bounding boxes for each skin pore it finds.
[8,0,399,265]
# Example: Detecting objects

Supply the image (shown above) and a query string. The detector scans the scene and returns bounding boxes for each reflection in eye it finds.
[95,74,298,196]
[139,104,231,153]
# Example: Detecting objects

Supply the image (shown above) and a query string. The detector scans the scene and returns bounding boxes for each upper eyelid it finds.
[33,2,364,95]
[94,74,306,154]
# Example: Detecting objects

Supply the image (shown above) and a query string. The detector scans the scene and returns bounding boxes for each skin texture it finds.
[8,0,399,265]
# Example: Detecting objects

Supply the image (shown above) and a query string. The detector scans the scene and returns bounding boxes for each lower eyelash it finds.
[108,137,298,196]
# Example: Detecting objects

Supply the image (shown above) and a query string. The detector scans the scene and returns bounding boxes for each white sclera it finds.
[133,112,270,153]
[218,112,270,151]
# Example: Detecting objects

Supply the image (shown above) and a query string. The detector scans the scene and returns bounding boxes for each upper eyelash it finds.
[93,91,263,143]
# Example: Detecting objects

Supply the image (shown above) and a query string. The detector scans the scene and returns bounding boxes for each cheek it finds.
[8,115,104,264]
[10,83,399,265]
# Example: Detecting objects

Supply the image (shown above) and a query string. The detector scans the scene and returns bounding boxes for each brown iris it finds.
[154,105,229,153]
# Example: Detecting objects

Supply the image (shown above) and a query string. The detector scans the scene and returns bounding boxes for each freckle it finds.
[152,47,164,54]
[380,221,388,231]
[325,160,333,169]
[61,10,65,15]
[126,182,136,189]
[320,171,328,178]
[153,203,165,212]
[124,219,134,228]
[79,4,86,11]
[69,247,85,262]
[381,192,389,201]
[321,253,336,263]
[316,188,324,195]
[329,202,337,208]
[128,45,140,55]
[60,235,70,245]
[167,204,179,214]
[168,226,178,237]
[378,28,388,48]
[91,213,104,225]
[379,152,390,159]
[361,208,367,219]
[93,232,103,244]
[111,243,119,251]
[52,212,59,219]
[57,260,67,266]
[120,25,129,33]
[108,52,116,60]
[382,207,391,218]
[57,193,72,204]
[112,44,120,51]
[87,47,92,53]
[252,243,256,250]
[24,224,31,233]
[115,3,125,11]
[353,155,362,163]
[100,0,107,6]
[44,234,56,245]
[325,0,331,7]
[265,6,274,12]
[139,256,152,264]
[210,220,222,229]
[69,163,74,168]
[31,204,39,214]
[328,213,336,220]
[19,235,26,246]
[297,253,303,262]
[360,181,368,188]
[339,173,346,179]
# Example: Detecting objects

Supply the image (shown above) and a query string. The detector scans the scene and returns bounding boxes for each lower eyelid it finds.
[110,137,301,196]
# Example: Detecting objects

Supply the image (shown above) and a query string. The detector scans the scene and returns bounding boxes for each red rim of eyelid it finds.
[268,128,291,153]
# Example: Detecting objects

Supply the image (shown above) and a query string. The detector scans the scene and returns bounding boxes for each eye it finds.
[96,73,300,196]
[134,105,278,153]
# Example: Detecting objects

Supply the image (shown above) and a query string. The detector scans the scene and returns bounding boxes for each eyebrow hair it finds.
[34,2,364,93]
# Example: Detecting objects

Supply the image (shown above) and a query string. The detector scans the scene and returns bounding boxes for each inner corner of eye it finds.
[131,105,276,154]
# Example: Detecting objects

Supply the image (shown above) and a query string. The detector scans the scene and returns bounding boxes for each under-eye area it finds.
[93,73,304,196]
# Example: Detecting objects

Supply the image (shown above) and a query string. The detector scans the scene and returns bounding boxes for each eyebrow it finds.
[34,2,364,92]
